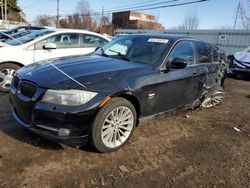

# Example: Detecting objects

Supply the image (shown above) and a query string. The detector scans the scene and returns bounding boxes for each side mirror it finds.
[167,57,187,69]
[43,43,57,50]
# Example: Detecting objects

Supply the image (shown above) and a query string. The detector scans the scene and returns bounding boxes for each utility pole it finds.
[56,0,59,28]
[100,6,104,27]
[233,1,241,30]
[4,0,7,22]
[1,0,4,26]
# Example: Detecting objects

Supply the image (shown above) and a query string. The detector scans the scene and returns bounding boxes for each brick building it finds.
[112,11,164,30]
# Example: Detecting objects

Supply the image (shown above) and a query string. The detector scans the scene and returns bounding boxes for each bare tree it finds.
[182,12,200,30]
[54,0,111,33]
[75,0,93,29]
[238,0,250,30]
[35,15,53,26]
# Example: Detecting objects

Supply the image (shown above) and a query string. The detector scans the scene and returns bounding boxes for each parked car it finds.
[0,25,45,40]
[0,30,32,42]
[10,34,225,152]
[227,46,250,79]
[0,29,111,92]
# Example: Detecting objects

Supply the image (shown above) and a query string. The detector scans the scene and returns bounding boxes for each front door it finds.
[34,33,81,62]
[155,41,200,113]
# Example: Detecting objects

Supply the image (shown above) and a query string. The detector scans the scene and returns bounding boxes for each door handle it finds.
[192,72,198,76]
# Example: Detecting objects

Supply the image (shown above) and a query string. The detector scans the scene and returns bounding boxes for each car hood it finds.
[234,52,250,64]
[17,55,148,91]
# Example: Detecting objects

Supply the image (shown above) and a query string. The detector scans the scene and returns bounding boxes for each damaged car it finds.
[227,46,250,79]
[10,34,225,152]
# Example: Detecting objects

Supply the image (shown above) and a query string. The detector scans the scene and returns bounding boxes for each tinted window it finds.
[196,41,213,63]
[35,33,80,50]
[82,34,107,48]
[169,41,194,64]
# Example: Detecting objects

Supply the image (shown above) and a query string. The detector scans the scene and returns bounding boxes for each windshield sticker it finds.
[148,38,169,44]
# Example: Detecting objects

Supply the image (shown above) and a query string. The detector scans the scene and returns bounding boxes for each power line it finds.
[127,0,208,12]
[22,0,53,10]
[49,0,179,16]
[56,0,208,18]
[105,0,158,10]
[104,0,178,13]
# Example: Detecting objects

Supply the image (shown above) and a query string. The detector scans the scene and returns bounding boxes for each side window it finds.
[196,42,213,63]
[82,35,107,48]
[169,41,195,64]
[35,33,80,50]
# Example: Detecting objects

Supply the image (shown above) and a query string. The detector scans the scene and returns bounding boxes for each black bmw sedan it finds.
[10,34,225,152]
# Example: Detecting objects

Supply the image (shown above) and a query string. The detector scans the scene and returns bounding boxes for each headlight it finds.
[41,89,97,106]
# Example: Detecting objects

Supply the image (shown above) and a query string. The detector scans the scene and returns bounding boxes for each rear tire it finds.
[0,63,20,92]
[201,86,224,108]
[90,97,137,153]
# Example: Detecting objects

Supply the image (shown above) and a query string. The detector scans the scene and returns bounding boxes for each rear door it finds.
[155,40,202,113]
[195,41,221,93]
[34,33,81,62]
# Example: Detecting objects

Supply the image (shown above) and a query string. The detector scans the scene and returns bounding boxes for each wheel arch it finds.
[0,61,25,68]
[112,93,141,126]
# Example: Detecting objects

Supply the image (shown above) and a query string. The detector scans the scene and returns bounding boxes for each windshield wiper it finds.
[99,47,109,57]
[108,49,131,62]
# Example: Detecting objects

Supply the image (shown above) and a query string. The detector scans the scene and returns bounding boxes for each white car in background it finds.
[0,29,111,92]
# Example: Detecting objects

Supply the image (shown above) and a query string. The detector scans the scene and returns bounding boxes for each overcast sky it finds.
[18,0,240,29]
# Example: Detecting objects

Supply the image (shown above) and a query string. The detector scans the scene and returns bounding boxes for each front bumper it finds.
[9,78,101,147]
[13,110,89,146]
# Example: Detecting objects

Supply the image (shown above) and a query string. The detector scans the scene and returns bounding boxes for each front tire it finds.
[90,97,137,153]
[0,63,20,92]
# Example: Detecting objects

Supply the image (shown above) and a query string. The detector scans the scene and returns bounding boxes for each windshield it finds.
[96,35,170,64]
[1,30,31,43]
[6,29,55,46]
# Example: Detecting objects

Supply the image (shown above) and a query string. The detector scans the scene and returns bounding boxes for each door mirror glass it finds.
[167,57,187,69]
[43,43,57,50]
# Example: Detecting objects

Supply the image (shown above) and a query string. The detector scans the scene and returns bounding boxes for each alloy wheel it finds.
[101,106,134,148]
[0,68,16,90]
[201,91,224,108]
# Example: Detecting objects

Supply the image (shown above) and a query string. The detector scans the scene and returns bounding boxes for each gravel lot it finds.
[0,78,250,188]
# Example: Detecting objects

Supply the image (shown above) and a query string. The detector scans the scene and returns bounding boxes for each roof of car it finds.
[49,28,111,40]
[128,33,187,41]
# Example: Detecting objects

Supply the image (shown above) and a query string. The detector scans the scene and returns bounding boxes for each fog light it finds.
[58,128,71,137]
